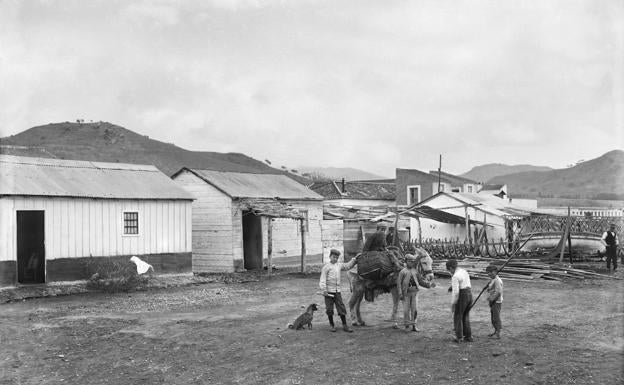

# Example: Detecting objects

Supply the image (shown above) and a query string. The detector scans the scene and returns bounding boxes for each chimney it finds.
[341,178,346,193]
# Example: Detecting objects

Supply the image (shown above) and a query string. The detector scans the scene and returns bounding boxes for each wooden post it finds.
[300,218,306,273]
[267,218,273,278]
[567,207,573,264]
[464,206,472,253]
[416,216,422,244]
[559,213,571,263]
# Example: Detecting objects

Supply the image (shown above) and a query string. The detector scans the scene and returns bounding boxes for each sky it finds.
[1,0,623,177]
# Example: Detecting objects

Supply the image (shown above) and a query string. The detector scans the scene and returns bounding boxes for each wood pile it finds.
[432,256,620,282]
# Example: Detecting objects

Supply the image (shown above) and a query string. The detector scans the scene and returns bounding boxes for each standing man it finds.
[386,227,395,247]
[446,259,473,343]
[319,249,357,332]
[601,224,619,272]
[362,224,387,252]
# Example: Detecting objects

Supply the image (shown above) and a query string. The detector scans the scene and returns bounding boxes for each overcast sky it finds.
[1,0,622,177]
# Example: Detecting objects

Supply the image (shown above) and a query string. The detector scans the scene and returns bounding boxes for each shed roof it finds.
[0,155,194,200]
[414,192,549,218]
[176,168,323,200]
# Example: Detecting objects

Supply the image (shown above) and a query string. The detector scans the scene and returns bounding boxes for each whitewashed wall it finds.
[0,196,192,262]
[321,219,344,263]
[409,194,507,242]
[173,170,234,272]
[261,201,323,263]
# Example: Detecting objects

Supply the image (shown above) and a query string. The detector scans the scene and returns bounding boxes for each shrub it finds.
[84,257,149,293]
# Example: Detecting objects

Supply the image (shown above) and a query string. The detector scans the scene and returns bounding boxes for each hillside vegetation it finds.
[0,122,307,182]
[490,150,624,200]
[461,163,553,182]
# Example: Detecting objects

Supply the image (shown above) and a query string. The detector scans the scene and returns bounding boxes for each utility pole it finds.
[437,154,442,192]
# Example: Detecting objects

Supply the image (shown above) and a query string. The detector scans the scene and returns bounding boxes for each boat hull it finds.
[519,232,606,255]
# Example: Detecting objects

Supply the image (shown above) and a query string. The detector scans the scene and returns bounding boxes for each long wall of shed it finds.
[0,196,192,285]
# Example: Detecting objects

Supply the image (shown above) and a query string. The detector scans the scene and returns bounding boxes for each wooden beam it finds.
[300,219,306,273]
[267,218,273,278]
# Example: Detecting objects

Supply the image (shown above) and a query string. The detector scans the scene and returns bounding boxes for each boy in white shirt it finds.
[485,265,503,339]
[319,249,357,332]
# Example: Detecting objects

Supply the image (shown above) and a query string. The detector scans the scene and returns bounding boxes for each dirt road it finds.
[1,271,623,385]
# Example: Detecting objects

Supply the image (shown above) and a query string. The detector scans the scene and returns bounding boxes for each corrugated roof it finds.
[179,168,323,200]
[0,155,194,200]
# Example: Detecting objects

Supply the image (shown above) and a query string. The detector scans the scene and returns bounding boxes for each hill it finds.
[297,166,388,181]
[489,150,624,200]
[460,163,553,183]
[0,122,309,183]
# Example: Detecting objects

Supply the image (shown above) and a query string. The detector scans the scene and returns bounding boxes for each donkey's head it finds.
[413,247,435,282]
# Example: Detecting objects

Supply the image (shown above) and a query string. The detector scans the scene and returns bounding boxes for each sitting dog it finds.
[288,303,318,330]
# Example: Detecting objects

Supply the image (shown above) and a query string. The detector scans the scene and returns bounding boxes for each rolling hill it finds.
[460,164,553,183]
[0,122,308,182]
[297,166,388,181]
[489,150,624,200]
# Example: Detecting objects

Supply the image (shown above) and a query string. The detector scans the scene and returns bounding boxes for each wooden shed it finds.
[172,168,324,272]
[0,155,194,286]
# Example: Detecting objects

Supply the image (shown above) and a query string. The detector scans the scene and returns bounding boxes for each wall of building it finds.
[395,169,438,205]
[0,196,192,285]
[408,194,507,242]
[260,201,324,268]
[320,219,344,263]
[173,170,235,273]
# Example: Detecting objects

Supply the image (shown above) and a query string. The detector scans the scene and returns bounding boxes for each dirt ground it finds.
[1,269,623,385]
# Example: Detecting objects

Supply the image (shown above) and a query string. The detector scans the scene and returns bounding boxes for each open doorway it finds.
[17,210,45,284]
[242,211,263,270]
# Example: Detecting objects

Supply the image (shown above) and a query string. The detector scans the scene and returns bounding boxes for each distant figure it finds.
[601,224,619,272]
[386,227,395,247]
[485,265,504,339]
[363,225,387,252]
[130,256,154,275]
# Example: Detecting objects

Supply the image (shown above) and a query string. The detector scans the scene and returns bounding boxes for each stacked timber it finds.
[432,256,620,282]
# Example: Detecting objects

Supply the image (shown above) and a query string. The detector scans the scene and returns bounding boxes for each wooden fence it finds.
[403,237,514,260]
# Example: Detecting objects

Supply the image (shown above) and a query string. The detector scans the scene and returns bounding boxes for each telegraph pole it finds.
[437,154,442,192]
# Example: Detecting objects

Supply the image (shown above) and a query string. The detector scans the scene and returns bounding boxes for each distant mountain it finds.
[297,166,388,181]
[489,150,624,200]
[460,164,553,183]
[0,122,310,183]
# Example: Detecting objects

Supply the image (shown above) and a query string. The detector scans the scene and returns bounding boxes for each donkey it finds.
[348,247,435,328]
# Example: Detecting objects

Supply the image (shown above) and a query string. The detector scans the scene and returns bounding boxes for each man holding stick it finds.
[446,259,473,343]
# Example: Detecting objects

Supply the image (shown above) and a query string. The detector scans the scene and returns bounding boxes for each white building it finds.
[0,155,194,286]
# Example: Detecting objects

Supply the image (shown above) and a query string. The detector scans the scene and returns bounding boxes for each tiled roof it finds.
[310,181,396,200]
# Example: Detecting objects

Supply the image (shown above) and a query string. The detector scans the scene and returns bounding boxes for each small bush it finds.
[84,258,149,293]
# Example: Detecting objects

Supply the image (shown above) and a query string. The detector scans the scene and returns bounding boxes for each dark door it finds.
[17,210,45,284]
[242,211,263,270]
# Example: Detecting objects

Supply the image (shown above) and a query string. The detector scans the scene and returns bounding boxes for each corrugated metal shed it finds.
[177,168,322,200]
[0,155,194,200]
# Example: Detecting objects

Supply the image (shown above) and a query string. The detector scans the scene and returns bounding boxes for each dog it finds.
[288,303,318,330]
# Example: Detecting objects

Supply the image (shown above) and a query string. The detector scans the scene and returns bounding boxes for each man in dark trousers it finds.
[601,224,619,272]
[446,259,473,343]
[362,224,388,252]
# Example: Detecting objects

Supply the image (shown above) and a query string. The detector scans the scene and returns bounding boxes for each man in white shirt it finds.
[446,259,473,342]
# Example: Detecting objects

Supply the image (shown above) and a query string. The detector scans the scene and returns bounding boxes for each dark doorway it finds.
[242,211,263,270]
[17,210,45,284]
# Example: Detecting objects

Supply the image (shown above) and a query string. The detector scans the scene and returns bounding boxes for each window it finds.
[467,185,473,193]
[124,212,139,235]
[440,184,445,192]
[407,185,421,205]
